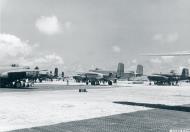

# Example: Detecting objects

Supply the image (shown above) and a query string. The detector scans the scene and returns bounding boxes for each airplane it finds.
[147,68,190,85]
[73,63,125,85]
[0,64,45,88]
[142,51,190,85]
[73,63,144,85]
[74,71,114,85]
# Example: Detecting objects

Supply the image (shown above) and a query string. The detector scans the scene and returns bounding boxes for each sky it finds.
[1,0,190,74]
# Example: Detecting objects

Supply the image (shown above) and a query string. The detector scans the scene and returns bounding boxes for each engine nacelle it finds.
[0,72,8,78]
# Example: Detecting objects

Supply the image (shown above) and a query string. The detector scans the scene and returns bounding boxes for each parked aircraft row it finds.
[1,50,190,88]
[73,63,144,85]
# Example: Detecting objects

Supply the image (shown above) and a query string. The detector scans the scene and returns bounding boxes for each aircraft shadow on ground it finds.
[113,101,190,112]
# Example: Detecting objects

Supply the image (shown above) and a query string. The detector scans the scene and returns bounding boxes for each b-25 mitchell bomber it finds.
[143,51,190,85]
[73,63,125,85]
[0,64,44,88]
[148,68,190,85]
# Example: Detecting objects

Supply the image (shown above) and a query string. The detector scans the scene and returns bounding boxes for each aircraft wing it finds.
[147,75,169,81]
[7,69,47,73]
[1,69,48,79]
[141,52,190,56]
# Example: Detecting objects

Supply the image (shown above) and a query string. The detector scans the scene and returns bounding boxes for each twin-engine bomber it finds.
[148,68,190,85]
[0,65,41,88]
[143,51,190,85]
[73,63,125,85]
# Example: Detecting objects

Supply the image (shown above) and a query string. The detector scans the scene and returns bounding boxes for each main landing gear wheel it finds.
[15,81,22,88]
[95,81,100,85]
[91,81,96,85]
[108,81,112,85]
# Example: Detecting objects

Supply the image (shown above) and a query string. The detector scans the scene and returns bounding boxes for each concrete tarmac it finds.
[1,83,190,132]
[11,105,190,132]
[0,84,119,93]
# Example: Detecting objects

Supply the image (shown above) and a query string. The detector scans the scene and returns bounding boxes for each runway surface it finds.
[11,105,190,132]
[0,82,190,131]
[0,83,119,93]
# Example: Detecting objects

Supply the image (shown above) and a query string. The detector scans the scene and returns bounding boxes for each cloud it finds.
[132,59,137,64]
[161,56,174,62]
[17,53,64,68]
[0,33,33,59]
[0,0,4,14]
[166,32,179,43]
[153,32,179,43]
[150,58,162,64]
[35,16,61,35]
[0,33,63,67]
[149,56,175,64]
[153,34,163,41]
[112,45,121,53]
[65,21,72,30]
[33,53,64,66]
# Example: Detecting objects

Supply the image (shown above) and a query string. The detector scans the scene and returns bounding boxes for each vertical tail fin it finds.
[136,64,143,76]
[117,62,124,78]
[181,68,189,78]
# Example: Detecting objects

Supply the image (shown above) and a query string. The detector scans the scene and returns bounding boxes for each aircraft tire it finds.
[15,81,22,88]
[26,83,30,87]
[95,81,100,85]
[108,81,112,85]
[91,81,96,85]
[22,82,26,87]
[39,78,42,83]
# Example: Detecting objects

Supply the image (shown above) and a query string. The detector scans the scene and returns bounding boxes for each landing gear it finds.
[0,79,34,88]
[26,83,30,87]
[108,80,112,85]
[15,81,22,88]
[95,81,100,85]
[91,81,96,85]
[90,80,100,85]
[39,78,42,83]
